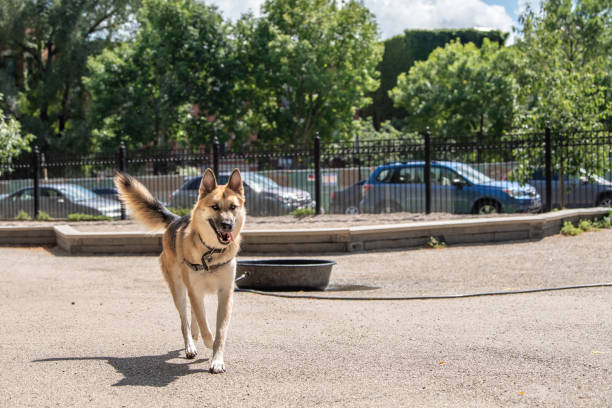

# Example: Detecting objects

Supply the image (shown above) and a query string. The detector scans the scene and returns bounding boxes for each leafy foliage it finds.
[235,0,383,146]
[509,0,612,201]
[390,39,517,142]
[85,0,239,151]
[361,29,508,127]
[0,0,139,154]
[0,93,33,172]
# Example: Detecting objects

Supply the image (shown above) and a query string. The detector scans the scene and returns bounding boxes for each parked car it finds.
[91,187,121,201]
[526,169,612,208]
[329,180,364,214]
[168,172,314,216]
[360,161,541,214]
[0,184,122,219]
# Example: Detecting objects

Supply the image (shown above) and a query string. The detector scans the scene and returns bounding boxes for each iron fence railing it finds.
[1,128,611,220]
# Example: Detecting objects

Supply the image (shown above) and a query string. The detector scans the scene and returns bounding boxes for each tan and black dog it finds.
[114,168,245,374]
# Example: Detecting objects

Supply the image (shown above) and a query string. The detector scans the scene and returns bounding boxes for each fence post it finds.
[544,126,552,212]
[213,137,220,178]
[32,145,40,219]
[314,133,322,215]
[119,141,127,220]
[424,128,431,215]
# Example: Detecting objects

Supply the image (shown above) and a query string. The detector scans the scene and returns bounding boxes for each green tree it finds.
[85,0,239,151]
[362,29,508,128]
[0,94,33,172]
[236,0,383,146]
[512,0,612,206]
[0,0,139,154]
[389,39,518,142]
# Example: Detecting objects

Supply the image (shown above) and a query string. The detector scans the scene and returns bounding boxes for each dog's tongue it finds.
[228,232,234,242]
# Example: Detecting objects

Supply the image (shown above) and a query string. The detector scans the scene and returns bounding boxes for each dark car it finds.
[527,169,612,208]
[0,184,122,219]
[329,180,364,214]
[360,161,541,214]
[169,172,314,216]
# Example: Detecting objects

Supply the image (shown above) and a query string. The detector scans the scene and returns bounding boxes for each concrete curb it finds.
[0,208,609,254]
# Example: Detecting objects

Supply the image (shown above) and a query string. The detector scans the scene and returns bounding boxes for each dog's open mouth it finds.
[209,219,233,245]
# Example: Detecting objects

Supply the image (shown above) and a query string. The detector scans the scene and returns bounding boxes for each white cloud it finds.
[207,0,515,40]
[367,0,514,39]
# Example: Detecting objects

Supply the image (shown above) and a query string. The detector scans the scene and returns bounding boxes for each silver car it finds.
[0,184,122,219]
[169,172,314,216]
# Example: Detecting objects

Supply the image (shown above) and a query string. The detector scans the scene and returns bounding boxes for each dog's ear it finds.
[228,168,244,196]
[199,168,217,199]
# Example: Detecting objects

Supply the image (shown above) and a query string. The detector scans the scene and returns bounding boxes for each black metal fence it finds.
[1,128,611,220]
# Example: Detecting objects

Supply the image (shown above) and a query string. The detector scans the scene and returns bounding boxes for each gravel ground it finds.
[1,229,611,407]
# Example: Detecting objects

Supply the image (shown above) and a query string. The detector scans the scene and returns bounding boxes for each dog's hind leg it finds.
[190,308,199,341]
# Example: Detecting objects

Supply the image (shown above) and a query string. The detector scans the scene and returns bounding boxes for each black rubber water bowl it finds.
[236,259,336,291]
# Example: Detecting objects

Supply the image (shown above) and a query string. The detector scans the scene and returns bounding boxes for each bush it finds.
[291,207,316,217]
[561,221,582,236]
[35,211,53,221]
[425,236,446,249]
[593,216,611,229]
[578,219,597,232]
[14,210,32,220]
[67,213,112,221]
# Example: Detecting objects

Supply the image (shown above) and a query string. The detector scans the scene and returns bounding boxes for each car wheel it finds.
[344,206,359,215]
[597,194,612,207]
[475,200,500,215]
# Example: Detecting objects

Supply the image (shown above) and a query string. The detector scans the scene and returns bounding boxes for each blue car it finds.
[360,161,541,214]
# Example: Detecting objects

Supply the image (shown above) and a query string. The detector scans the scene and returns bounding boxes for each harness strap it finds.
[184,235,228,272]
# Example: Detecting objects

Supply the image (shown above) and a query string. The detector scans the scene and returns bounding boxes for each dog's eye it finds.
[211,204,220,211]
[229,204,237,210]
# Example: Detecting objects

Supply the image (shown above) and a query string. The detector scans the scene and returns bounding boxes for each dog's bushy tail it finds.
[113,172,178,230]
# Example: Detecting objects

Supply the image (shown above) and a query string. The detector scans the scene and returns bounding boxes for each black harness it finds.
[184,235,231,272]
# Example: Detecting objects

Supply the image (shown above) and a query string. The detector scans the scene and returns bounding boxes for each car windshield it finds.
[454,164,492,184]
[55,185,98,202]
[243,173,280,191]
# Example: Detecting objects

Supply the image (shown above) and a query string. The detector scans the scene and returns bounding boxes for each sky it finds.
[206,0,541,43]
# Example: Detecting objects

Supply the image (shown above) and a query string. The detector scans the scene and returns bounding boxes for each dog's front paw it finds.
[209,360,226,374]
[185,343,198,359]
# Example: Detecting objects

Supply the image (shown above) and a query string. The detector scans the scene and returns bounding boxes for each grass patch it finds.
[167,207,191,217]
[561,221,583,236]
[35,211,53,221]
[291,207,316,217]
[67,213,112,221]
[425,236,446,249]
[14,210,32,220]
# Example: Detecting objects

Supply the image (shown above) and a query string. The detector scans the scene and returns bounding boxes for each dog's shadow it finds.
[33,350,209,387]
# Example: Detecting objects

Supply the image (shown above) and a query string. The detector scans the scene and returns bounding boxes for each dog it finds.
[114,168,246,374]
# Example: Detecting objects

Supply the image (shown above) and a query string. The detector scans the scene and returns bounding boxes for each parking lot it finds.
[1,229,611,407]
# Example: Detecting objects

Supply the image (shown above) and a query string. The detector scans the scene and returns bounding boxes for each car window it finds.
[13,189,33,201]
[397,167,423,184]
[375,169,394,183]
[431,167,456,186]
[184,177,202,190]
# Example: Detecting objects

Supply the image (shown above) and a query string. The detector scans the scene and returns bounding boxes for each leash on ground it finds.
[234,274,612,301]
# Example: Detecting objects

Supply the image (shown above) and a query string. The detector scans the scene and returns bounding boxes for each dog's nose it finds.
[219,221,234,232]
